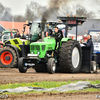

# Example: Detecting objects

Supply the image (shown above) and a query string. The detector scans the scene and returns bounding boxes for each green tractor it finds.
[0,22,41,68]
[18,17,87,74]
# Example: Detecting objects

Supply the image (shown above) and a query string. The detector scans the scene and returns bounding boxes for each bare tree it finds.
[0,3,5,14]
[58,4,73,16]
[75,4,95,18]
[0,1,43,22]
[25,6,35,21]
[0,2,13,21]
[95,0,100,14]
[0,3,5,20]
[58,3,96,18]
[25,1,42,21]
[14,15,26,22]
[1,7,13,21]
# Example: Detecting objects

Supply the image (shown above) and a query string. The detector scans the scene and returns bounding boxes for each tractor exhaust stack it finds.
[42,31,44,42]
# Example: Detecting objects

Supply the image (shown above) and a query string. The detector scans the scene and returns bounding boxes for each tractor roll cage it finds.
[57,17,86,40]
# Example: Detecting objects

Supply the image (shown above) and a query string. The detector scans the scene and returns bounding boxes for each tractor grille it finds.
[41,45,45,51]
[31,45,40,50]
[31,45,35,50]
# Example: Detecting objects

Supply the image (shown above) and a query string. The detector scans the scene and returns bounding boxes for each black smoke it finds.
[41,0,72,31]
[42,0,70,20]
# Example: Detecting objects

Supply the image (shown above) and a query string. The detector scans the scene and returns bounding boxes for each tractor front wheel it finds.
[18,57,27,73]
[47,58,56,74]
[91,61,97,73]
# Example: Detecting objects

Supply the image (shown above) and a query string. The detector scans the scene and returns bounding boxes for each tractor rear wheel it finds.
[18,57,28,73]
[59,40,82,73]
[35,63,47,73]
[0,46,17,68]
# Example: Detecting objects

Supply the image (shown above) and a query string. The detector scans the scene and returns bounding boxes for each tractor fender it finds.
[0,43,4,45]
[4,44,21,58]
[61,38,72,42]
[0,43,3,48]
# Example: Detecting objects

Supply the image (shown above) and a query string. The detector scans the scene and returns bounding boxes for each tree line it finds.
[0,1,99,22]
[0,1,43,22]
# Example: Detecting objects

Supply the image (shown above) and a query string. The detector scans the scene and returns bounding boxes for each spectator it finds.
[26,33,30,39]
[80,35,94,53]
[21,33,26,39]
[14,31,21,38]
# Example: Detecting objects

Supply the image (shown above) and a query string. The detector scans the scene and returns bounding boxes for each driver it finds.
[52,27,63,52]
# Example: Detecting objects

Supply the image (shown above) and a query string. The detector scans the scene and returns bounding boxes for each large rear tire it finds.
[18,57,27,73]
[59,40,82,73]
[0,46,17,68]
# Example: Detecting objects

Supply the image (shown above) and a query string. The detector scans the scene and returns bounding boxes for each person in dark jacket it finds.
[21,33,26,39]
[80,35,94,53]
[52,27,63,52]
[14,31,21,38]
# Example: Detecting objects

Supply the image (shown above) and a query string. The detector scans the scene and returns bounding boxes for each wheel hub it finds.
[93,62,96,72]
[0,51,13,65]
[72,47,80,68]
[5,56,10,61]
[52,63,56,72]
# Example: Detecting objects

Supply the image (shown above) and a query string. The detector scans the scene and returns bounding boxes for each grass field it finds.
[0,80,100,95]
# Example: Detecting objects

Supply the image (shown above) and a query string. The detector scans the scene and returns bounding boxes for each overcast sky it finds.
[0,0,48,15]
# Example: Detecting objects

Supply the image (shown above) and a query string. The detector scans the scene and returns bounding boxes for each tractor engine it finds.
[29,37,56,58]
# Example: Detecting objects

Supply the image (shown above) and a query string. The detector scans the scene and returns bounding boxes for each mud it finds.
[0,68,100,100]
[0,92,100,100]
[0,68,100,84]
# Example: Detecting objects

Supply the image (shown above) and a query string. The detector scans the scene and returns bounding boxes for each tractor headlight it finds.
[37,51,40,54]
[31,51,34,54]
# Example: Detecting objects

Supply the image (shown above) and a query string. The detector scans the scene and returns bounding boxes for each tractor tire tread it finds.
[59,40,82,73]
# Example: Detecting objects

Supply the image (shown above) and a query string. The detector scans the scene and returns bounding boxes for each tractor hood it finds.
[4,38,30,50]
[30,37,56,58]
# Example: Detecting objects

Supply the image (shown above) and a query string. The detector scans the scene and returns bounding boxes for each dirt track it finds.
[0,68,100,84]
[0,68,100,100]
[1,92,100,100]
